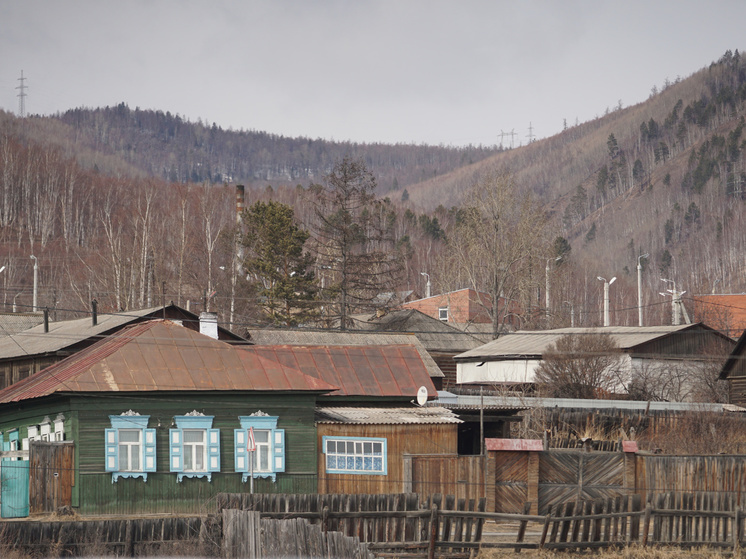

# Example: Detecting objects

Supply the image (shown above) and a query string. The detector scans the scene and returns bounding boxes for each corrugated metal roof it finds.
[0,321,337,404]
[249,344,438,399]
[455,325,710,360]
[431,391,529,411]
[0,305,245,360]
[248,329,444,378]
[433,392,746,413]
[316,406,462,425]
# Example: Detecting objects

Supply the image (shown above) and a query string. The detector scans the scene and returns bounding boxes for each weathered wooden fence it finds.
[405,454,487,508]
[217,492,487,558]
[222,509,374,559]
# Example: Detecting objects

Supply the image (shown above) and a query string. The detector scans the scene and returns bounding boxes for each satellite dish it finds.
[416,386,428,407]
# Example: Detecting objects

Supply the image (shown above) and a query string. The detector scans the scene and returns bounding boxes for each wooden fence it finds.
[222,509,374,559]
[217,492,487,558]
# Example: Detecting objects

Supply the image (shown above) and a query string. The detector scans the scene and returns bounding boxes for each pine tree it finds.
[241,200,317,326]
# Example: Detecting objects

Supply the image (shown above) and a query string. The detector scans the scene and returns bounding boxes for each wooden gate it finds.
[409,455,486,504]
[1,459,29,518]
[494,450,628,514]
[29,441,74,513]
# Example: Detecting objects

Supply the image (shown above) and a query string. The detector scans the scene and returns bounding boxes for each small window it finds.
[234,413,285,483]
[323,436,387,475]
[105,412,156,482]
[438,307,448,321]
[170,412,220,482]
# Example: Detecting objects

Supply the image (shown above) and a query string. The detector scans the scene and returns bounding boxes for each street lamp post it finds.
[637,253,649,327]
[597,276,616,327]
[30,255,38,312]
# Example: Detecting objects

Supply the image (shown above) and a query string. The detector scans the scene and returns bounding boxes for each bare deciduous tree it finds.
[534,333,625,398]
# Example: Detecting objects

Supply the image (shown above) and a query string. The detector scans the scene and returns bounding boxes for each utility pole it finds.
[527,122,535,144]
[597,276,616,327]
[16,71,27,118]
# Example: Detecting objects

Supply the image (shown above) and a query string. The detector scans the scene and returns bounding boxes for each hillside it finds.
[0,50,744,335]
[13,104,498,196]
[401,50,746,312]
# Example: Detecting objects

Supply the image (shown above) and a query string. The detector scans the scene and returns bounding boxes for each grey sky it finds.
[1,1,745,146]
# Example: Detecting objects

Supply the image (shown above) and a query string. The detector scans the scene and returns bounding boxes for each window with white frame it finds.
[54,414,65,441]
[105,411,156,482]
[323,436,387,475]
[234,412,285,483]
[438,307,448,321]
[170,412,220,482]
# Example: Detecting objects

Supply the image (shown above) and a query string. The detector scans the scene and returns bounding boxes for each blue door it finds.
[1,459,30,518]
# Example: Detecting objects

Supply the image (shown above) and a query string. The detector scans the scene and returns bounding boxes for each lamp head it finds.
[597,276,605,282]
[609,277,617,285]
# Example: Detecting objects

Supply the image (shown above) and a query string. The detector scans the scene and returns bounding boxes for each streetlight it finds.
[30,255,38,313]
[545,256,561,321]
[597,276,616,327]
[637,253,649,327]
[420,272,431,299]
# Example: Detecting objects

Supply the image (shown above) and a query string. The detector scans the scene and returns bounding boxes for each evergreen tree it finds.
[308,157,401,329]
[241,200,317,325]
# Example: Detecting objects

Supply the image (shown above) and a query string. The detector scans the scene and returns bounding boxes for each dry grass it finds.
[478,545,743,559]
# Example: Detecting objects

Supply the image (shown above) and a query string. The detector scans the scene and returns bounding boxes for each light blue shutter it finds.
[105,428,118,472]
[143,428,157,472]
[207,428,221,473]
[234,429,248,473]
[273,429,285,473]
[169,429,183,472]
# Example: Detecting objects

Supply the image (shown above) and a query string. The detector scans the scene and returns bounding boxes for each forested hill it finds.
[20,104,499,194]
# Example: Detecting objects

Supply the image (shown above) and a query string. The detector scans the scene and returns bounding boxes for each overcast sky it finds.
[2,1,745,147]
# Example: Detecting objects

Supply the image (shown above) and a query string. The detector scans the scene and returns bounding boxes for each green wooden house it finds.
[0,320,336,515]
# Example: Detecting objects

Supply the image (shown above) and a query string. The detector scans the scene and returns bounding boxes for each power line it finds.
[16,70,27,118]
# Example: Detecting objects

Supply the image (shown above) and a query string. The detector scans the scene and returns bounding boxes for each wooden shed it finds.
[316,406,461,495]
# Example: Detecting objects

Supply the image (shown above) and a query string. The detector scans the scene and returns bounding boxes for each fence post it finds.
[734,506,741,552]
[539,514,552,549]
[641,502,652,547]
[427,504,438,559]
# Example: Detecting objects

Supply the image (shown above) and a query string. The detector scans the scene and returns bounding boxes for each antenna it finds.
[16,70,27,118]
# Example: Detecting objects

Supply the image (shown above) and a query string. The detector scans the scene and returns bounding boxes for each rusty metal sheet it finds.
[0,321,337,403]
[486,438,543,452]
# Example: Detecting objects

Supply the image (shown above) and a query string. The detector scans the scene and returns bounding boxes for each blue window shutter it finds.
[207,428,221,473]
[169,429,183,473]
[143,428,157,472]
[105,428,118,472]
[234,429,248,473]
[273,429,285,473]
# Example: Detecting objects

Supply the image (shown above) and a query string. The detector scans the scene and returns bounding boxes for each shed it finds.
[720,328,746,405]
[315,406,461,494]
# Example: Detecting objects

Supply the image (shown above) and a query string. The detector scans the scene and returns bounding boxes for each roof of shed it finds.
[247,328,444,379]
[0,305,245,360]
[0,320,336,404]
[249,344,437,399]
[455,324,720,360]
[316,406,461,425]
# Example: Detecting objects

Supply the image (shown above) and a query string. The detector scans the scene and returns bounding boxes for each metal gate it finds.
[1,459,30,518]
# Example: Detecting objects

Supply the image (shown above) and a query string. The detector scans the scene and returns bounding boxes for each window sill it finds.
[177,472,212,482]
[112,472,148,483]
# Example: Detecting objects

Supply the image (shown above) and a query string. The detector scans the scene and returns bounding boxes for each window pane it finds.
[254,430,269,443]
[363,442,372,454]
[120,430,140,443]
[346,441,355,454]
[327,440,336,453]
[184,430,204,443]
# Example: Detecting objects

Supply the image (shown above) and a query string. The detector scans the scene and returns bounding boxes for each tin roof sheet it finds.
[249,344,437,399]
[456,324,715,360]
[0,305,245,360]
[0,320,337,404]
[248,329,444,378]
[316,406,461,425]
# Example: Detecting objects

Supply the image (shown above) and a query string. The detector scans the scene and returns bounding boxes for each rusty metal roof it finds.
[249,344,437,399]
[316,406,461,425]
[247,328,444,379]
[0,320,337,403]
